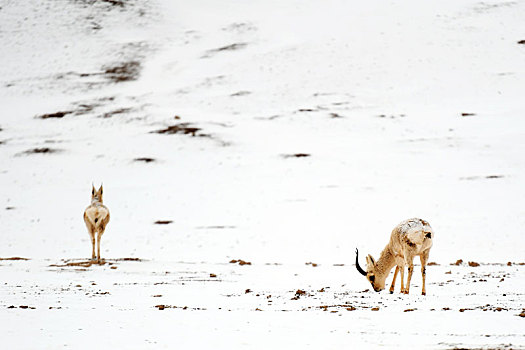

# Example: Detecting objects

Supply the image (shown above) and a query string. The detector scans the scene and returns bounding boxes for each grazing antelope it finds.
[83,184,110,262]
[355,218,434,295]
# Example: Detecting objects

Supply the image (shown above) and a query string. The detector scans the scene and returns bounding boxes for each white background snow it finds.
[1,0,524,348]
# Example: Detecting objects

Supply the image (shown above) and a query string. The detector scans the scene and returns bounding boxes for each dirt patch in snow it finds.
[155,304,207,311]
[282,153,311,158]
[229,259,251,266]
[154,220,173,225]
[36,97,119,120]
[49,257,143,268]
[103,61,141,83]
[21,147,62,155]
[101,108,133,118]
[202,43,248,58]
[377,114,406,119]
[230,90,251,97]
[460,175,505,180]
[37,111,73,119]
[134,157,156,163]
[49,260,108,268]
[152,123,203,137]
[113,258,143,262]
[74,0,126,7]
[7,305,36,309]
[452,259,464,266]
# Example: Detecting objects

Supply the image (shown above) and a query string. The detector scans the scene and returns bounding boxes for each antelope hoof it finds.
[389,290,393,294]
[422,291,426,296]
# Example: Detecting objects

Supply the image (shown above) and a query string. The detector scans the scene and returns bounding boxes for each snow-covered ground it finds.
[1,0,524,348]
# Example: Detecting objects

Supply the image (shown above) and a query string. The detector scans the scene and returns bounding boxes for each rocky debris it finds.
[8,305,35,309]
[152,123,203,137]
[291,289,306,300]
[134,157,156,163]
[37,111,72,119]
[229,259,251,266]
[154,305,206,311]
[154,220,173,225]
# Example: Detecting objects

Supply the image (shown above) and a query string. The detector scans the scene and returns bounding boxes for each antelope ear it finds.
[92,184,95,195]
[367,254,375,265]
[99,184,103,194]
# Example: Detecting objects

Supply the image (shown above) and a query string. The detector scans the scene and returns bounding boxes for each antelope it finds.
[355,218,434,295]
[83,184,110,262]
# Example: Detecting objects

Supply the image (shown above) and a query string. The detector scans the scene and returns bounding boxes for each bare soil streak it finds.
[203,43,248,58]
[22,147,62,155]
[50,260,106,268]
[283,153,311,158]
[103,61,141,83]
[152,123,202,136]
[134,157,156,163]
[37,111,73,119]
[154,220,173,225]
[102,108,132,118]
[229,259,252,266]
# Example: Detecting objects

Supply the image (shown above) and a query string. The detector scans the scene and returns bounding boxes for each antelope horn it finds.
[355,248,367,276]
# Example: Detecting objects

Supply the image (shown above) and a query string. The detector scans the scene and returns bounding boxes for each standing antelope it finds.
[83,184,110,262]
[355,218,434,295]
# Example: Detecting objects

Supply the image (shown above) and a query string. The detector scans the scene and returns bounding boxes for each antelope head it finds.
[355,248,385,292]
[91,184,104,204]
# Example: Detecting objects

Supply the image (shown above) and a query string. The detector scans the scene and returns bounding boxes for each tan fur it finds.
[363,218,434,295]
[83,184,110,262]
